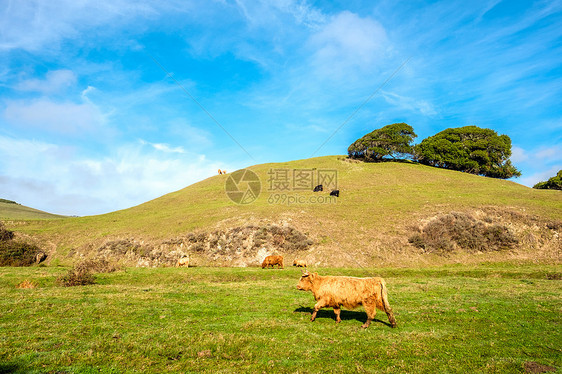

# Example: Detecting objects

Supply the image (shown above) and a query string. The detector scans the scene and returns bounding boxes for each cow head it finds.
[296,270,316,291]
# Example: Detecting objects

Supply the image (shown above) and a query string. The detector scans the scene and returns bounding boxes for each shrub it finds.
[533,170,562,190]
[409,212,518,254]
[0,199,18,204]
[0,240,43,266]
[0,222,14,242]
[56,267,96,287]
[75,258,120,273]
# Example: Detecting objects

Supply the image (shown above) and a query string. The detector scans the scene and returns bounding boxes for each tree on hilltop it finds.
[533,170,562,190]
[414,126,521,179]
[348,123,417,161]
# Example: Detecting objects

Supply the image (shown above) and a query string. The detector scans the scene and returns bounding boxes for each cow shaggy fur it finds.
[296,271,397,328]
[262,255,284,269]
[293,259,307,267]
[176,256,189,267]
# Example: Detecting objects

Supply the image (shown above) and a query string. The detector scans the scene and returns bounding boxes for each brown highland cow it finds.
[292,259,307,267]
[261,255,284,269]
[296,271,397,329]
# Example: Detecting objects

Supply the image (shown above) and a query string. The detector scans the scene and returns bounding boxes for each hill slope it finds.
[0,201,67,220]
[6,156,562,267]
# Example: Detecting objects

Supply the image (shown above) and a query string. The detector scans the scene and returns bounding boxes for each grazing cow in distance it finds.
[176,256,189,267]
[262,255,284,269]
[296,271,397,329]
[330,189,339,197]
[313,185,323,192]
[218,169,223,175]
[293,259,307,267]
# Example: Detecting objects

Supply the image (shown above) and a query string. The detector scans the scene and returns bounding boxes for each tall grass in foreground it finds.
[0,264,560,373]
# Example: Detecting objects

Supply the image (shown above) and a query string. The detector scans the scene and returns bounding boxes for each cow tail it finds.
[381,279,397,328]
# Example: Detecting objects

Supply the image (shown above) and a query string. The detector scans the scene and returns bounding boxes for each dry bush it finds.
[75,258,121,273]
[0,240,43,266]
[56,258,122,287]
[97,239,142,256]
[56,267,96,287]
[0,222,14,241]
[409,212,518,254]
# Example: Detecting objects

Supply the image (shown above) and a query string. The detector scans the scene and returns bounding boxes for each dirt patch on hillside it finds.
[52,207,562,267]
[73,221,314,267]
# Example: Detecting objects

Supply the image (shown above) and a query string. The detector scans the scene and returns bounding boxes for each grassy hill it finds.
[0,200,67,220]
[4,156,562,267]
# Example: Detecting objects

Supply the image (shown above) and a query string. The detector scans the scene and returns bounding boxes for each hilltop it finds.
[4,156,561,267]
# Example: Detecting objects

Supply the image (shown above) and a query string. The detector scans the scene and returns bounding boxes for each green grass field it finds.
[1,264,560,373]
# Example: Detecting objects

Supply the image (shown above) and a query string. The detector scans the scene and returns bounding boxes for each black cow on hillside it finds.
[330,189,339,197]
[313,185,323,192]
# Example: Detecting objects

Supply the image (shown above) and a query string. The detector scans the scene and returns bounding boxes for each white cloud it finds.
[518,165,562,188]
[510,146,528,163]
[139,139,186,154]
[234,0,325,29]
[511,144,562,187]
[308,11,389,77]
[381,91,438,116]
[168,119,213,148]
[0,135,231,216]
[3,98,105,135]
[15,70,77,93]
[535,146,562,161]
[0,0,157,52]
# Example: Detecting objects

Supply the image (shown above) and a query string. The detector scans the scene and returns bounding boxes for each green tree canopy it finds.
[415,126,521,179]
[348,123,417,161]
[533,170,562,190]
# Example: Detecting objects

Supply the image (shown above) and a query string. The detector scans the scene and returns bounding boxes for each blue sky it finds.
[1,0,561,216]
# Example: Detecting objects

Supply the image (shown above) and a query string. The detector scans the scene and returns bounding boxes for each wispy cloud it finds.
[15,70,77,93]
[139,139,185,154]
[308,11,389,79]
[381,91,437,117]
[0,0,157,52]
[3,98,106,135]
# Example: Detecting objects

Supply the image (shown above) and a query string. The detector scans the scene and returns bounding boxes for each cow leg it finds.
[333,307,342,323]
[362,302,377,329]
[311,300,327,322]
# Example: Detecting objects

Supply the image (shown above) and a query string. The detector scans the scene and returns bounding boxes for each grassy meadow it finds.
[1,264,561,373]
